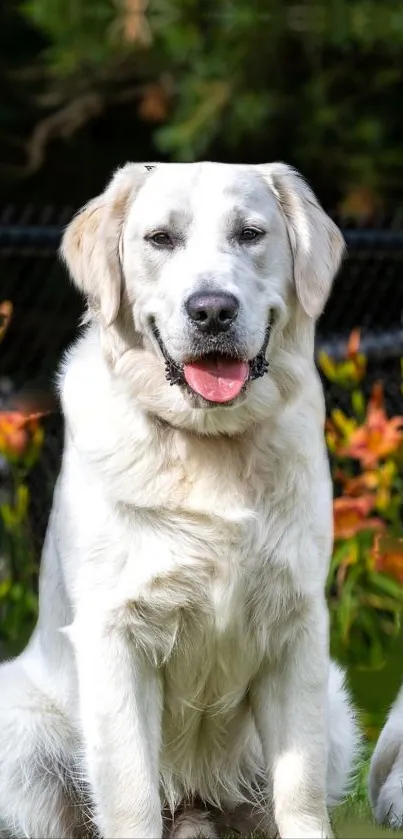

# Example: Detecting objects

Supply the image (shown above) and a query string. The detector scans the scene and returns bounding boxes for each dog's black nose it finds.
[185,291,239,334]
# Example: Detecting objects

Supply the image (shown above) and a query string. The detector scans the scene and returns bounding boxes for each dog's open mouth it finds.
[182,356,249,403]
[150,319,271,405]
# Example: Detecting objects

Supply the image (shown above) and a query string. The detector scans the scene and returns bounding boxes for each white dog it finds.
[0,162,359,839]
[369,686,403,828]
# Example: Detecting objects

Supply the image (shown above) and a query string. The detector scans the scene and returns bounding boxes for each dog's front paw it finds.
[373,768,403,830]
[169,809,218,839]
[369,709,403,829]
[278,815,332,839]
[103,814,163,839]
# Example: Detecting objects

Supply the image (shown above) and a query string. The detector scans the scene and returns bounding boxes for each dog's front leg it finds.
[251,600,332,839]
[72,613,163,839]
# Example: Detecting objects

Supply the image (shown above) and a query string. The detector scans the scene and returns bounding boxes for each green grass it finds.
[220,744,403,838]
[333,743,403,838]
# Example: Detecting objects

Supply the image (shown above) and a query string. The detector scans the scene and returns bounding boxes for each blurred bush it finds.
[322,331,403,670]
[0,302,45,650]
[2,1,403,211]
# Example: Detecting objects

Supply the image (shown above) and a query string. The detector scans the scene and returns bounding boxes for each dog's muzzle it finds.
[150,316,272,404]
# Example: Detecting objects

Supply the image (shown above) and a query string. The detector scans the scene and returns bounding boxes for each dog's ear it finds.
[259,163,345,319]
[61,163,157,326]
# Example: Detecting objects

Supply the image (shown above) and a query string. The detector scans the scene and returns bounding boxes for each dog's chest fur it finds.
[109,423,309,652]
[87,425,314,786]
[120,499,306,803]
[60,354,329,804]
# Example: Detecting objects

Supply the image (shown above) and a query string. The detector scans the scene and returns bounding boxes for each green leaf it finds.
[368,571,403,601]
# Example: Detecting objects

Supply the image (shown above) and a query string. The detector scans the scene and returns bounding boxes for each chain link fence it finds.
[1,207,403,554]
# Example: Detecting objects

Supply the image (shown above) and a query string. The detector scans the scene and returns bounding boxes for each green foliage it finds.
[329,539,403,670]
[330,742,403,837]
[0,0,402,206]
[0,468,40,650]
[0,304,41,650]
[21,0,119,76]
[321,334,403,673]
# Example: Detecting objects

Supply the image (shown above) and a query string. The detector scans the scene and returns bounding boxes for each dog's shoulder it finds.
[58,324,114,427]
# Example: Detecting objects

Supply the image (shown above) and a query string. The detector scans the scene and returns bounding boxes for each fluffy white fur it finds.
[369,686,403,828]
[0,162,360,839]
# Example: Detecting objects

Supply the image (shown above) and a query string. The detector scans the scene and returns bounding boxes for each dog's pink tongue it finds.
[183,358,249,403]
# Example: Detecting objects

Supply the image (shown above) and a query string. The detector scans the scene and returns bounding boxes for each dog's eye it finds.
[239,227,265,244]
[146,231,174,248]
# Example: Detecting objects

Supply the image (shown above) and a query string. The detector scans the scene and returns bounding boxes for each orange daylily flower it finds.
[372,534,403,583]
[0,301,13,343]
[120,0,152,45]
[338,186,383,224]
[333,495,384,540]
[318,329,366,387]
[338,470,378,496]
[339,383,403,467]
[0,410,45,459]
[346,329,361,359]
[138,84,170,122]
[335,541,360,590]
[325,408,358,455]
[338,461,397,511]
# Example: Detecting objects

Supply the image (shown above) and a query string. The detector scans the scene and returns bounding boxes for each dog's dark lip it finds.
[150,319,184,386]
[149,317,271,399]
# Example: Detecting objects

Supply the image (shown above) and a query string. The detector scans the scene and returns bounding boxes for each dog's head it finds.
[61,162,344,434]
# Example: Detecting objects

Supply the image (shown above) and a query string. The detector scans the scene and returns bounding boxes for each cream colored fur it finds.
[369,686,403,828]
[0,162,359,839]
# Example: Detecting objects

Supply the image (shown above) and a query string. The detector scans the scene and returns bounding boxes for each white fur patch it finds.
[0,162,358,839]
